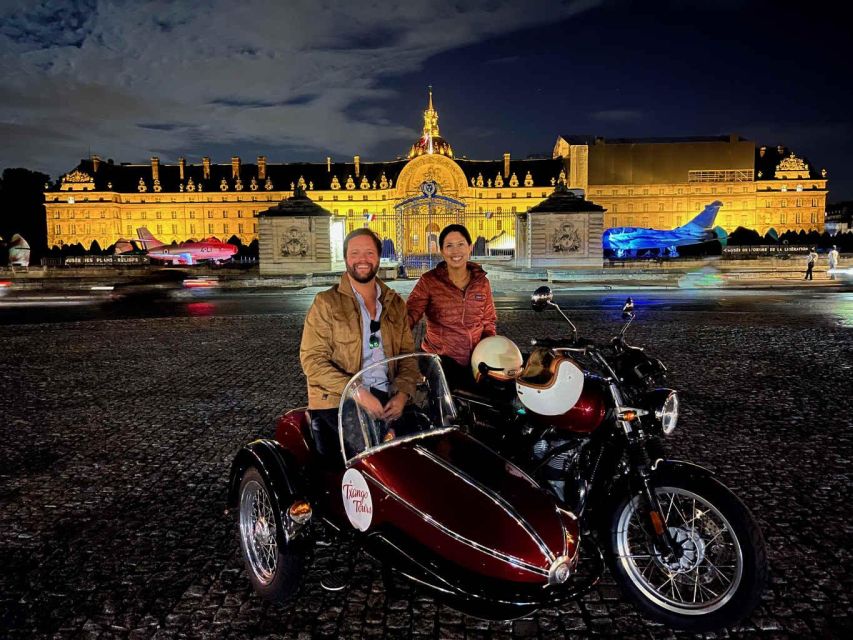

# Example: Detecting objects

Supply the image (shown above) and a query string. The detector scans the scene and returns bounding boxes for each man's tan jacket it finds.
[300,274,417,410]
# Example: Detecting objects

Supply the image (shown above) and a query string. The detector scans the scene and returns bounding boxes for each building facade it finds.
[554,135,828,236]
[46,92,829,253]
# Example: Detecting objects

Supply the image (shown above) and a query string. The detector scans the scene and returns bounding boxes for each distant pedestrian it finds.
[804,248,818,281]
[827,245,840,280]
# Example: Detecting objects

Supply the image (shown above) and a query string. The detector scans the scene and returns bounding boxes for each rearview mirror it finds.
[531,286,553,312]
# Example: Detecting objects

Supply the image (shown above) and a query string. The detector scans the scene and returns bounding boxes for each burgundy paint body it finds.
[275,421,579,586]
[531,381,607,434]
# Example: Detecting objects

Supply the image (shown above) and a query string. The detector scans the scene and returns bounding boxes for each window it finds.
[238,223,244,233]
[222,211,227,218]
[127,225,132,235]
[207,211,213,218]
[497,220,503,231]
[190,224,196,235]
[172,211,177,219]
[172,224,177,234]
[156,212,162,219]
[208,224,214,234]
[496,193,501,199]
[53,211,60,219]
[55,224,61,234]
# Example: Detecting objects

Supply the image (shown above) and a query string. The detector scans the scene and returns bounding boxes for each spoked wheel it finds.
[607,470,768,632]
[237,467,304,603]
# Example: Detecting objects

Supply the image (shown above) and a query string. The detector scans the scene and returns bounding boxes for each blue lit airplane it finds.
[603,201,725,258]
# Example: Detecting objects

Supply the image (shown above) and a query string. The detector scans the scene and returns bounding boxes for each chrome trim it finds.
[345,427,457,467]
[372,534,550,606]
[363,473,550,578]
[414,444,556,564]
[461,436,541,490]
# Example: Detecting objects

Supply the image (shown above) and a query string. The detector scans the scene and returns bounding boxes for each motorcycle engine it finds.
[531,435,588,509]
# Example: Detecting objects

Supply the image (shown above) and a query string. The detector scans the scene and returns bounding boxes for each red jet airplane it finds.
[117,228,238,265]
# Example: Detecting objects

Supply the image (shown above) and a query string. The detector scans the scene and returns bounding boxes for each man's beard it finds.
[346,261,379,284]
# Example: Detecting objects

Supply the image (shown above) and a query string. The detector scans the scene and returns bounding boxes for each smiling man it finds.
[300,228,416,463]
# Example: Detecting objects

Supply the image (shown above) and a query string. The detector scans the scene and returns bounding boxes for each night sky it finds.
[1,0,851,200]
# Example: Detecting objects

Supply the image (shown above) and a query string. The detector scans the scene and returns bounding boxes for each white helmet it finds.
[516,348,584,416]
[471,336,523,383]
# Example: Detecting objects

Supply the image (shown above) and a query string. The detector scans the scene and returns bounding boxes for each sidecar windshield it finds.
[338,353,457,465]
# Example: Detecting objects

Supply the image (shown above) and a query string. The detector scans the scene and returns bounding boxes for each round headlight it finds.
[656,391,679,435]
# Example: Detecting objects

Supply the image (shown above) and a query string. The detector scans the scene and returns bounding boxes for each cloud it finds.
[0,0,600,178]
[589,109,644,123]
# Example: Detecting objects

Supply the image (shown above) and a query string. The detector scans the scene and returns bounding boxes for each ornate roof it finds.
[408,87,454,159]
[528,183,605,214]
[257,186,331,217]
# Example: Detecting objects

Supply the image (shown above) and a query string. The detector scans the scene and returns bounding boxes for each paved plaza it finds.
[1,300,851,638]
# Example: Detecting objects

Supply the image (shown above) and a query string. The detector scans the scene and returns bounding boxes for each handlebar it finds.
[531,336,595,349]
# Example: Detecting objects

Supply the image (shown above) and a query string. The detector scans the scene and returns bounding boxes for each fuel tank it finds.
[530,379,607,434]
[348,429,579,585]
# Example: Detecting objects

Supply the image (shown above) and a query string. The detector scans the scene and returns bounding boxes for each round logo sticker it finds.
[341,468,373,531]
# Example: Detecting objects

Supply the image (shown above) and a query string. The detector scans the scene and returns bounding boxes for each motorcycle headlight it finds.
[655,390,679,435]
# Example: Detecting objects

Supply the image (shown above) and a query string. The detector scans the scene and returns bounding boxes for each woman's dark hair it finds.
[344,228,382,256]
[439,224,472,249]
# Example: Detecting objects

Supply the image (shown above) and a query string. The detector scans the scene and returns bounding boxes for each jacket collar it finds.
[338,272,390,300]
[434,260,487,284]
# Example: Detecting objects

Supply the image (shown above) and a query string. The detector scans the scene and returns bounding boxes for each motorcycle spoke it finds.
[705,559,733,586]
[703,526,730,548]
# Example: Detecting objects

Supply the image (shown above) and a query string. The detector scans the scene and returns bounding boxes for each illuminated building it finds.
[46,91,828,254]
[555,136,828,236]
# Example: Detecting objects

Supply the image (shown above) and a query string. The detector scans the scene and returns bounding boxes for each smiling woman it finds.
[406,223,497,390]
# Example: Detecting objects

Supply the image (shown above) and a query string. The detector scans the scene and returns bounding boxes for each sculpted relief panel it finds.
[545,215,588,256]
[277,221,312,259]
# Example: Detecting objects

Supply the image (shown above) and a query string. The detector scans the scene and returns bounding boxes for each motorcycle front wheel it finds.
[605,468,768,632]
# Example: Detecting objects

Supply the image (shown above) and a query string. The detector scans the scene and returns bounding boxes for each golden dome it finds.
[408,87,454,159]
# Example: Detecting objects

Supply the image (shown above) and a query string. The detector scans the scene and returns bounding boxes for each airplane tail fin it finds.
[136,227,165,248]
[677,201,723,232]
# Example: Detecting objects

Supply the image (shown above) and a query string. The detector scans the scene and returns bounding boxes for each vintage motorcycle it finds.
[451,286,769,632]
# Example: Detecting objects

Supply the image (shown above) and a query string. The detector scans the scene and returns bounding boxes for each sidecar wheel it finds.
[237,467,305,603]
[605,470,768,632]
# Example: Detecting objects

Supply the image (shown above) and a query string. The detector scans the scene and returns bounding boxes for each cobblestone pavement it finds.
[1,304,851,639]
